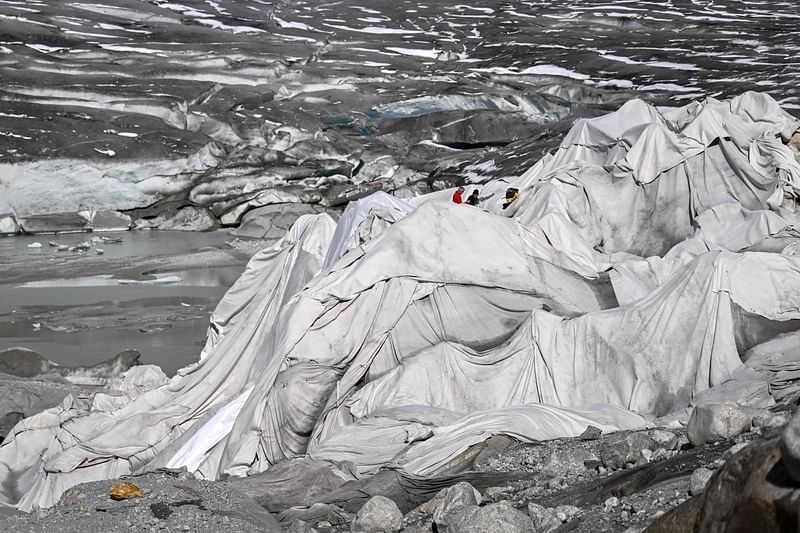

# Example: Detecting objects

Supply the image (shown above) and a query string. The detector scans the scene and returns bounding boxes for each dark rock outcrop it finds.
[0,347,140,383]
[647,432,800,532]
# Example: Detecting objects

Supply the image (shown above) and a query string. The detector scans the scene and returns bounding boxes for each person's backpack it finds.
[504,187,519,200]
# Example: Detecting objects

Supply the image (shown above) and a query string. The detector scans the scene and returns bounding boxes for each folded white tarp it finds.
[310,404,647,476]
[321,191,415,271]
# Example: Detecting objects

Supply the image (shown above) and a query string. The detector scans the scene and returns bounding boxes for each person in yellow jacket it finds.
[502,187,519,209]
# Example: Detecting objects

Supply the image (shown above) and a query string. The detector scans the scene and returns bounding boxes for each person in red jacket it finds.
[452,186,465,204]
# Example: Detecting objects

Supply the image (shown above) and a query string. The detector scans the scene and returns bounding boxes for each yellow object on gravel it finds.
[109,482,143,501]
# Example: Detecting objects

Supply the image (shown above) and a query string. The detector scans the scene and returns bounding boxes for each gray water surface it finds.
[0,231,247,376]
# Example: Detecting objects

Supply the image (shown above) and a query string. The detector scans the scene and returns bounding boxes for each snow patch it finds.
[25,43,66,53]
[0,131,32,140]
[597,79,634,89]
[647,61,701,71]
[96,22,151,34]
[274,17,315,31]
[640,83,701,93]
[326,23,422,34]
[195,18,266,34]
[472,65,589,81]
[153,2,212,18]
[98,43,166,56]
[384,47,438,59]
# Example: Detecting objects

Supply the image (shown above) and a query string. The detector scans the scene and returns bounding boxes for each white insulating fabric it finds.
[745,331,800,400]
[394,404,648,476]
[201,213,336,359]
[310,404,646,477]
[1,92,800,512]
[497,92,800,258]
[337,251,800,428]
[165,387,253,472]
[0,213,337,511]
[321,191,415,271]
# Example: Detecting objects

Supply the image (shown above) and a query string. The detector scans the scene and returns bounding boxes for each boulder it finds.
[687,401,758,446]
[599,432,656,470]
[753,410,791,433]
[445,505,480,531]
[603,497,620,510]
[648,436,800,533]
[782,409,800,483]
[327,508,353,527]
[351,495,403,533]
[553,505,580,523]
[637,449,654,465]
[540,448,599,477]
[527,502,560,532]
[648,430,679,450]
[418,488,448,514]
[449,503,535,533]
[689,467,713,495]
[579,425,602,440]
[432,482,482,530]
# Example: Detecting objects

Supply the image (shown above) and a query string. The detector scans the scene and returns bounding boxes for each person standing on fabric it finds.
[465,189,480,206]
[502,187,519,209]
[452,186,465,204]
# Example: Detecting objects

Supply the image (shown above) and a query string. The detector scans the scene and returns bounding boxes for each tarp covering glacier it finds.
[1,91,800,512]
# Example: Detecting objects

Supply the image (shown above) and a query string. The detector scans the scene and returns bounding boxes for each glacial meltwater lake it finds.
[0,230,247,375]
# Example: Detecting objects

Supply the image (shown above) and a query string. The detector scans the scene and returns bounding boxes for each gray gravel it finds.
[0,471,281,533]
[1,410,793,533]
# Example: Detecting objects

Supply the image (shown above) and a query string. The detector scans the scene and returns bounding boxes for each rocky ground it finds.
[1,398,797,532]
[0,470,284,533]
